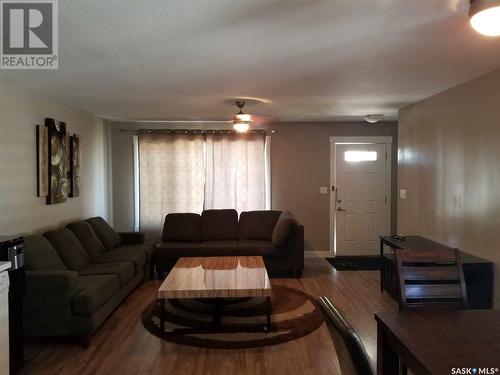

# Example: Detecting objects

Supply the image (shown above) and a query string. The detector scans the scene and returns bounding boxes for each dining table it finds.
[375,309,500,375]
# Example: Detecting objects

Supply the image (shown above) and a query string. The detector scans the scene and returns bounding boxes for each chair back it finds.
[318,297,375,375]
[395,248,468,310]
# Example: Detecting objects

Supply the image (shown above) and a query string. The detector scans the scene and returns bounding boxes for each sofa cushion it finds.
[131,242,155,260]
[79,262,135,286]
[93,247,147,273]
[23,235,67,271]
[238,211,282,241]
[162,213,201,242]
[44,229,90,271]
[118,243,154,260]
[155,242,199,259]
[201,209,238,241]
[199,240,238,256]
[72,274,120,316]
[238,240,283,258]
[272,211,298,247]
[86,217,122,250]
[67,221,106,259]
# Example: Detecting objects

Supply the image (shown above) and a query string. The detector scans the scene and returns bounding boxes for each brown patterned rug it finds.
[142,285,324,349]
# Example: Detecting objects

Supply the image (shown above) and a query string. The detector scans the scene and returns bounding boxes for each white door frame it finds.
[329,136,393,256]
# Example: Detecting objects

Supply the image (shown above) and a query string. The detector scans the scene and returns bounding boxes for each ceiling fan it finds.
[232,101,252,133]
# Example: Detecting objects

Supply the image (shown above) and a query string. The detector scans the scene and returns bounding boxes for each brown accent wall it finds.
[398,68,500,307]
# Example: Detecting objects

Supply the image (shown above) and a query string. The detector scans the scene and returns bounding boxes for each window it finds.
[138,134,206,232]
[136,132,271,233]
[204,133,267,212]
[344,150,377,162]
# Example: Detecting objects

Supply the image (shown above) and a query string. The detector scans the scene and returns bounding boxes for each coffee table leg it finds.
[159,298,166,332]
[265,296,272,332]
[213,298,222,327]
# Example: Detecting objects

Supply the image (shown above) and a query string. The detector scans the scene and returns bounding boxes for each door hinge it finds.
[385,152,388,159]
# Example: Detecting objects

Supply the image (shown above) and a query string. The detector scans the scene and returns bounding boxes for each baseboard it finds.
[326,256,380,271]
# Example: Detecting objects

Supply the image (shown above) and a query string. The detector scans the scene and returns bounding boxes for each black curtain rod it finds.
[119,128,275,135]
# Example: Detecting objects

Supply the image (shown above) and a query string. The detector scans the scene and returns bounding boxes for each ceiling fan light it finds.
[231,100,252,133]
[233,113,252,122]
[469,1,500,36]
[233,121,250,133]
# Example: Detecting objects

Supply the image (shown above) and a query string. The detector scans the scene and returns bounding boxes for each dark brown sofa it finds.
[153,209,304,278]
[22,217,153,345]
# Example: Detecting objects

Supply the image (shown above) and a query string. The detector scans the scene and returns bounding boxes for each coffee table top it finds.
[158,256,272,299]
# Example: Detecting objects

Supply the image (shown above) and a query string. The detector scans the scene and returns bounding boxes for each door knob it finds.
[337,207,346,212]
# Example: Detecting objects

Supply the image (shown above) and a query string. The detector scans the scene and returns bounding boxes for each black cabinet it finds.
[380,236,494,309]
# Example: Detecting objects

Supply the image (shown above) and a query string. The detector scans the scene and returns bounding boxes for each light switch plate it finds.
[320,187,328,194]
[400,189,407,199]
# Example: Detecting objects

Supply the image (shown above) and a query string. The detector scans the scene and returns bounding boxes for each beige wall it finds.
[398,68,500,307]
[0,78,109,235]
[110,121,398,252]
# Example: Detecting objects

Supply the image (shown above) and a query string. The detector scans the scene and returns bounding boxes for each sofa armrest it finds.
[119,231,145,245]
[23,270,80,336]
[25,270,79,297]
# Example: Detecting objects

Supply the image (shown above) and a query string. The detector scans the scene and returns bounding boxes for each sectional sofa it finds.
[153,209,304,278]
[23,217,153,345]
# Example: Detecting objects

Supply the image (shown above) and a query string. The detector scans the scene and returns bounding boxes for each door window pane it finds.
[344,150,378,162]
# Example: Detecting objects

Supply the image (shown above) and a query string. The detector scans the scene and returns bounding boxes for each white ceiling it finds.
[2,0,500,122]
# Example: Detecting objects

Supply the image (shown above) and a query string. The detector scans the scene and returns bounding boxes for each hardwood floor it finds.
[20,257,398,375]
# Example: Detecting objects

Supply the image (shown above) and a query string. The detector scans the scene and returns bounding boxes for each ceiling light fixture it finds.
[364,114,384,124]
[469,0,500,36]
[232,101,252,133]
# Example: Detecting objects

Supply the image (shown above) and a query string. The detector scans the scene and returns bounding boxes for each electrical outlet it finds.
[400,189,407,199]
[320,187,328,194]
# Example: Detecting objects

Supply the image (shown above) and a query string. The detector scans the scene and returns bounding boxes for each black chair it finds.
[318,296,375,375]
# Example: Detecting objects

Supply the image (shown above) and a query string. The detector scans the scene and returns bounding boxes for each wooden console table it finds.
[379,235,493,309]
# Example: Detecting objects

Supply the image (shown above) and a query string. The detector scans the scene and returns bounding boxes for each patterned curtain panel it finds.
[139,133,205,232]
[205,133,266,212]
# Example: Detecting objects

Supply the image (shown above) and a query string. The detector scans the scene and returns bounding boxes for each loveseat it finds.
[22,217,153,345]
[153,209,304,278]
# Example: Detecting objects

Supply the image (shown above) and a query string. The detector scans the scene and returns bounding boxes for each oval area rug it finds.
[142,285,324,349]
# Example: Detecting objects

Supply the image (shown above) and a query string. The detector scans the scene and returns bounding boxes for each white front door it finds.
[333,142,390,255]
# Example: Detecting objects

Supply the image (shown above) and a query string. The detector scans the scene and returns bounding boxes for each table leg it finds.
[213,298,222,327]
[159,298,166,332]
[380,239,385,293]
[265,296,272,332]
[377,324,399,375]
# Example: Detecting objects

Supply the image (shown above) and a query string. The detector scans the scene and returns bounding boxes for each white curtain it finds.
[138,133,205,232]
[204,133,267,212]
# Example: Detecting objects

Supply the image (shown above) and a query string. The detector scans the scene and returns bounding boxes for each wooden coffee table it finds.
[158,256,272,332]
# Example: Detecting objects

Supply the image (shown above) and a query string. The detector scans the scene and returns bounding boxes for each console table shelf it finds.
[379,235,493,309]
